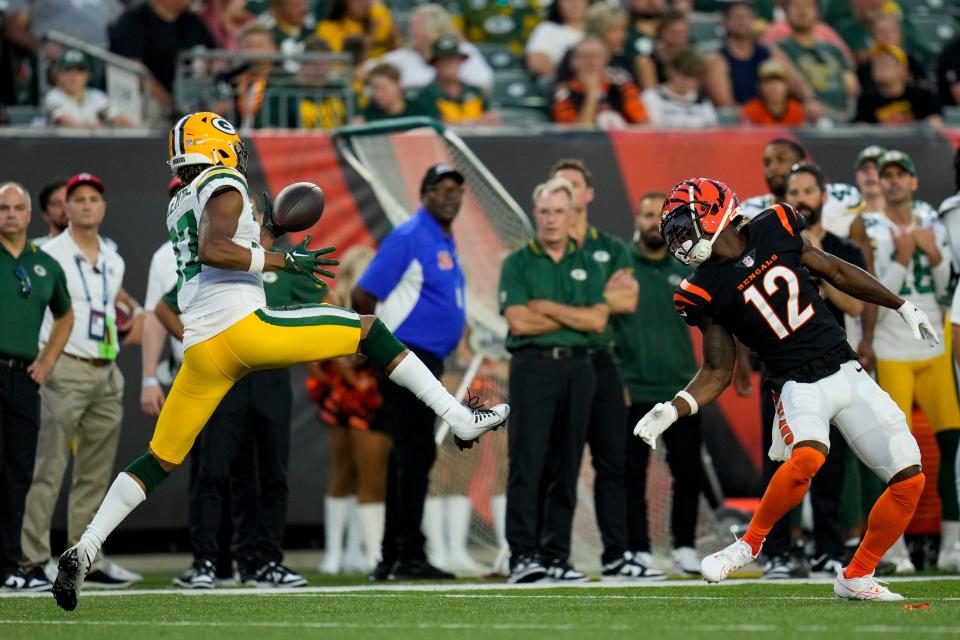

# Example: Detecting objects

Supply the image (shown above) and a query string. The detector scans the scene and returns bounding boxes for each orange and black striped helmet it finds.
[659,178,741,264]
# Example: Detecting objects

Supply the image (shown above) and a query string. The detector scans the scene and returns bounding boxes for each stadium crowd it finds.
[0,0,957,128]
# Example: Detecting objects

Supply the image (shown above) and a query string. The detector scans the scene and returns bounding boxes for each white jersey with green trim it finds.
[740,183,863,238]
[863,201,950,361]
[166,164,265,349]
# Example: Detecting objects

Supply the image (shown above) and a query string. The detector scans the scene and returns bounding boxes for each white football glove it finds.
[896,302,939,347]
[633,401,679,450]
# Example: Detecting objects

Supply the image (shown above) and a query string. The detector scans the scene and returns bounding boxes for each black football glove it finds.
[259,191,285,238]
[282,235,338,287]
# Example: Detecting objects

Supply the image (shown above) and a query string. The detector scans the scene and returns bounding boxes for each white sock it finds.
[942,521,960,549]
[321,496,350,573]
[446,495,474,557]
[357,502,385,570]
[490,495,507,548]
[343,497,366,570]
[79,473,146,554]
[388,354,470,425]
[422,496,448,568]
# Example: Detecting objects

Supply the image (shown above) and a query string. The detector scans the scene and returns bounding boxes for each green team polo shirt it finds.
[580,225,632,348]
[0,241,71,361]
[613,245,697,403]
[162,269,327,314]
[499,238,607,351]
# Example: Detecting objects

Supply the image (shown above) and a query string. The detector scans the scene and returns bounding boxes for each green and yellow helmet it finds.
[168,112,247,175]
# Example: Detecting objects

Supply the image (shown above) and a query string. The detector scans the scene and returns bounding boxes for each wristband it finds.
[142,377,160,389]
[674,390,698,415]
[248,247,265,274]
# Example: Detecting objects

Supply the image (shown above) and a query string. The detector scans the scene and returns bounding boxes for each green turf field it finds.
[2,576,959,640]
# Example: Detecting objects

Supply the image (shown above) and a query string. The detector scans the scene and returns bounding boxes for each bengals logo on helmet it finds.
[661,178,738,235]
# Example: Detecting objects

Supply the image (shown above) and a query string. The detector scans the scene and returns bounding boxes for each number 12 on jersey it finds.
[742,265,815,339]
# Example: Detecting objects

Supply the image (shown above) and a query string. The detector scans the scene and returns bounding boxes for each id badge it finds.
[89,310,106,341]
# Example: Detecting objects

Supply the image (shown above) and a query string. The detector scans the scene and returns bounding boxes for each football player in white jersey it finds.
[863,150,960,575]
[51,112,509,611]
[945,148,960,572]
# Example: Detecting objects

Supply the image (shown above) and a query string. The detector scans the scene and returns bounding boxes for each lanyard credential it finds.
[74,255,109,311]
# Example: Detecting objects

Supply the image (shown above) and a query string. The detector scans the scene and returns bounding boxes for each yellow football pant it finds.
[150,306,362,464]
[876,350,960,435]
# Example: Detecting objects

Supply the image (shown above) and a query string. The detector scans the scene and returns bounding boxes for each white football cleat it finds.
[672,546,701,576]
[937,543,960,573]
[834,567,904,601]
[449,403,509,446]
[700,537,757,583]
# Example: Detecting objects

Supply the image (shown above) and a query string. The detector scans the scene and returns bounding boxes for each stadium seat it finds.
[475,43,522,70]
[688,12,724,53]
[5,105,42,126]
[898,0,955,18]
[911,15,959,57]
[500,106,550,126]
[491,70,550,110]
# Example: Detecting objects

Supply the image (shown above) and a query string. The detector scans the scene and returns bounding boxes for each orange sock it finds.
[845,473,925,579]
[742,447,826,556]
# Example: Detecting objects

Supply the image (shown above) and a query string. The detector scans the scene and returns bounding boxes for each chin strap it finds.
[689,201,738,264]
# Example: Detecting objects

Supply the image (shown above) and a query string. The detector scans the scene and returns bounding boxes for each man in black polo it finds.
[0,182,73,591]
[549,159,650,579]
[499,177,609,583]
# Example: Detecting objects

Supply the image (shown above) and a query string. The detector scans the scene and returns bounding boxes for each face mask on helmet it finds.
[660,179,739,265]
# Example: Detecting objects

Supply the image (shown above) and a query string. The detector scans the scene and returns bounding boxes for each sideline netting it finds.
[333,119,719,574]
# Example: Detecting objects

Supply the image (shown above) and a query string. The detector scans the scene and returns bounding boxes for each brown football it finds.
[273,182,325,232]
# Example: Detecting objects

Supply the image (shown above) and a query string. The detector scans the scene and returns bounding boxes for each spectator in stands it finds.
[625,0,663,88]
[198,0,255,51]
[741,59,805,126]
[32,178,67,246]
[0,182,73,593]
[360,62,438,122]
[552,36,647,128]
[3,0,122,52]
[524,0,588,78]
[761,0,852,61]
[419,35,498,125]
[641,46,716,128]
[855,44,942,127]
[232,22,280,129]
[258,0,315,56]
[43,49,132,128]
[556,3,633,83]
[292,36,349,129]
[936,35,960,107]
[315,0,396,60]
[649,9,688,85]
[853,144,887,214]
[374,4,492,93]
[704,2,771,107]
[109,0,216,109]
[859,13,929,93]
[773,0,859,122]
[21,172,143,589]
[451,0,544,57]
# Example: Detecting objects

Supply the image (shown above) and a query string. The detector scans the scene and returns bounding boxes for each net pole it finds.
[434,352,486,445]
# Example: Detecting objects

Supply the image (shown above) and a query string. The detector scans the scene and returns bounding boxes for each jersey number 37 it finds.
[742,266,814,340]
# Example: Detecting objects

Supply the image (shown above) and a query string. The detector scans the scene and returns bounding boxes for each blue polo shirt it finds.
[357,208,466,359]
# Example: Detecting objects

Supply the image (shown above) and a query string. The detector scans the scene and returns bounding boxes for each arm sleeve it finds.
[619,81,648,124]
[144,245,179,312]
[932,220,952,300]
[610,238,632,273]
[551,85,579,123]
[460,42,494,92]
[356,230,414,300]
[498,253,529,311]
[43,90,72,122]
[673,283,707,328]
[48,261,72,317]
[524,23,551,55]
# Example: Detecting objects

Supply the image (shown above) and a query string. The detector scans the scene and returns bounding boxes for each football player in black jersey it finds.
[634,177,937,600]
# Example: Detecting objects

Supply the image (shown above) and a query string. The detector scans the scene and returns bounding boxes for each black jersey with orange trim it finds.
[673,203,853,380]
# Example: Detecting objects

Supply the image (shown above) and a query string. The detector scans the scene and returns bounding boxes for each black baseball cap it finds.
[420,163,464,194]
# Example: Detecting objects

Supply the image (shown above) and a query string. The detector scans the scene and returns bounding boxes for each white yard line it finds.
[0,620,959,635]
[0,574,957,599]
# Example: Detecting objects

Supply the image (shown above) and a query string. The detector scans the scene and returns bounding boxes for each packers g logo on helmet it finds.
[168,112,247,174]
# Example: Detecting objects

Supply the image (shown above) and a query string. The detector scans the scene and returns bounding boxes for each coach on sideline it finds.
[0,182,73,592]
[500,177,609,584]
[20,173,142,588]
[353,164,467,581]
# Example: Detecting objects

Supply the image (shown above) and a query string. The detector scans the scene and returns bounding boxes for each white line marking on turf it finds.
[2,620,960,635]
[1,574,957,599]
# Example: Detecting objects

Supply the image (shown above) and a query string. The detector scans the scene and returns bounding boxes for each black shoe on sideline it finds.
[370,560,396,582]
[507,555,548,584]
[389,558,455,581]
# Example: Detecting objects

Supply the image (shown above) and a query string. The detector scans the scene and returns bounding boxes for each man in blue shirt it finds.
[353,164,467,581]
